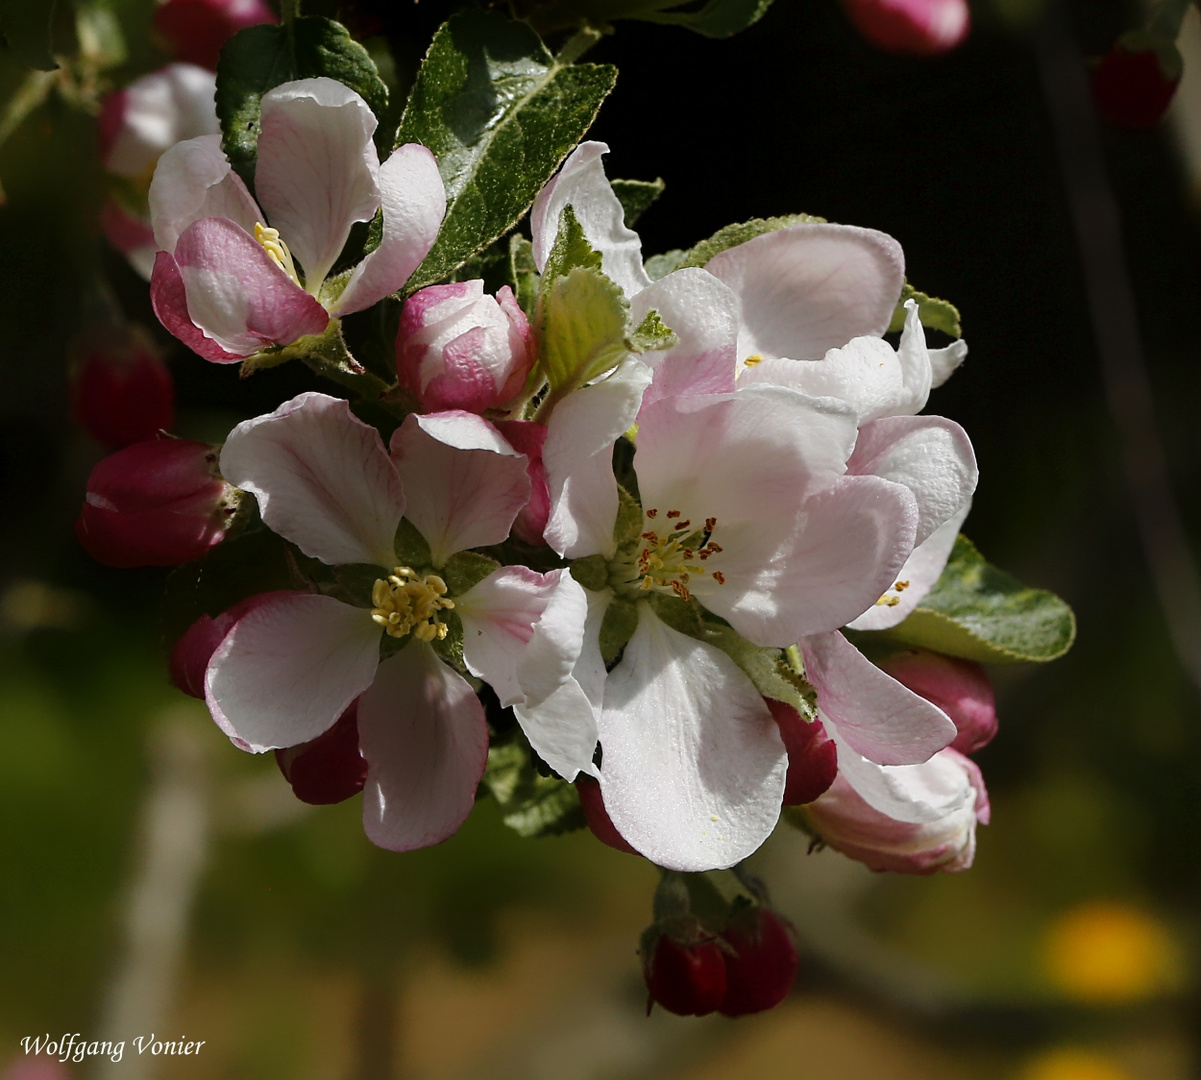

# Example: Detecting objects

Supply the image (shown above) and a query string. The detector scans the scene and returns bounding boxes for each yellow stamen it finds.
[254,222,301,286]
[623,508,726,602]
[743,354,764,367]
[370,566,454,641]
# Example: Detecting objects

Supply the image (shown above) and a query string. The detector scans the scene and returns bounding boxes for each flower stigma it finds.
[371,567,454,642]
[614,508,725,602]
[254,222,301,286]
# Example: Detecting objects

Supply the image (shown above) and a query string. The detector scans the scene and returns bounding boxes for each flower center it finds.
[873,579,910,608]
[371,567,454,642]
[254,222,301,286]
[624,508,725,602]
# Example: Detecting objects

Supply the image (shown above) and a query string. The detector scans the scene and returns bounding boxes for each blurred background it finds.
[2,0,1201,1075]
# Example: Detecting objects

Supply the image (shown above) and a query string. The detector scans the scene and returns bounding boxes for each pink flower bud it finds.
[842,0,969,55]
[396,281,535,414]
[718,907,799,1017]
[153,0,278,71]
[1093,37,1182,130]
[493,419,551,546]
[878,649,997,753]
[169,591,293,698]
[767,699,839,805]
[76,438,237,568]
[275,700,368,805]
[70,325,175,449]
[577,776,640,854]
[643,932,728,1016]
[804,748,989,875]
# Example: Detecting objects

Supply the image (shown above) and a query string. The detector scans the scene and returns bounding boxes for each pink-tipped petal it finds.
[99,198,158,279]
[531,141,650,298]
[150,250,245,362]
[205,592,382,752]
[390,412,530,566]
[173,216,329,354]
[256,78,381,291]
[598,603,786,871]
[358,645,489,851]
[332,143,447,315]
[802,631,955,766]
[706,223,905,361]
[221,392,405,569]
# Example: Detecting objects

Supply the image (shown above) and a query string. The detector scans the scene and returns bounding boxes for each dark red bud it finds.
[1093,43,1181,129]
[842,0,969,56]
[71,327,174,448]
[767,699,839,805]
[153,0,278,70]
[275,701,368,805]
[878,649,997,753]
[76,438,234,568]
[718,908,799,1017]
[577,776,640,855]
[643,933,728,1016]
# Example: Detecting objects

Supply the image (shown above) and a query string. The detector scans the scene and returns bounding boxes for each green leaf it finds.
[888,282,962,337]
[645,249,687,281]
[393,518,431,569]
[629,308,677,354]
[509,234,540,316]
[542,204,603,289]
[539,265,630,391]
[878,535,1076,663]
[610,177,664,227]
[482,738,585,838]
[0,0,57,69]
[569,554,608,592]
[444,550,500,595]
[701,624,818,720]
[679,213,826,269]
[396,8,616,293]
[216,17,389,189]
[635,0,777,37]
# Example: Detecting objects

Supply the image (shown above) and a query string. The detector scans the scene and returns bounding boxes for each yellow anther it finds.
[743,354,764,367]
[254,222,301,286]
[371,566,454,641]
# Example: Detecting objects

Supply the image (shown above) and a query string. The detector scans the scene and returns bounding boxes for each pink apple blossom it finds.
[842,0,970,56]
[148,78,445,363]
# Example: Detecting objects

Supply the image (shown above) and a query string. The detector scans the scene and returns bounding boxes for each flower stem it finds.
[556,26,603,66]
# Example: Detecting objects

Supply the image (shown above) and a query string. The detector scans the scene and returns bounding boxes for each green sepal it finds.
[645,250,687,281]
[599,595,638,665]
[216,17,389,190]
[888,282,962,338]
[482,737,586,838]
[539,264,630,392]
[875,535,1077,663]
[679,213,827,269]
[329,563,387,607]
[645,592,701,637]
[431,611,466,673]
[444,550,500,596]
[629,308,677,354]
[0,0,57,69]
[393,518,432,569]
[542,205,603,290]
[395,8,615,293]
[610,177,665,227]
[569,554,608,592]
[701,624,818,721]
[509,234,540,318]
[613,483,644,547]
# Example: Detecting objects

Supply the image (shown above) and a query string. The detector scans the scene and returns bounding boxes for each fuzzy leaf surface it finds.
[888,282,962,337]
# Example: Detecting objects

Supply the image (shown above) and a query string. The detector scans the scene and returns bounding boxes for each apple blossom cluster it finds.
[69,3,1074,1019]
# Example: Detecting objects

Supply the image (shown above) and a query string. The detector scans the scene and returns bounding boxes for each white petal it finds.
[895,299,933,415]
[543,360,652,559]
[221,392,404,568]
[530,141,650,298]
[389,412,530,566]
[801,631,954,765]
[331,143,446,316]
[846,503,968,630]
[255,78,381,292]
[106,63,219,179]
[598,603,786,871]
[848,415,977,545]
[930,338,968,388]
[705,223,905,361]
[205,593,381,752]
[149,133,261,254]
[358,645,489,851]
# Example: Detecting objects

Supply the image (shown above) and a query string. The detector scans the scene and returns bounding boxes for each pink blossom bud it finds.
[493,419,550,546]
[718,907,799,1017]
[153,0,278,71]
[98,198,158,279]
[878,649,997,753]
[577,776,640,855]
[1093,36,1182,130]
[767,699,839,805]
[643,932,728,1016]
[396,281,535,414]
[275,700,368,805]
[804,748,990,875]
[70,325,175,449]
[842,0,969,55]
[76,438,237,568]
[169,591,292,698]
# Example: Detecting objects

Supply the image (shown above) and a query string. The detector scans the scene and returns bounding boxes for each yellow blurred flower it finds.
[1043,901,1181,1003]
[1019,1047,1132,1080]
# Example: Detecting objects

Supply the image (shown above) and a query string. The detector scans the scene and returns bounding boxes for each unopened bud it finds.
[1093,33,1183,129]
[70,325,174,449]
[153,0,278,71]
[643,931,728,1016]
[76,438,237,568]
[878,648,997,753]
[577,776,639,854]
[396,281,535,414]
[767,699,839,805]
[275,701,368,805]
[718,907,799,1017]
[170,591,292,698]
[841,0,969,55]
[493,419,550,546]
